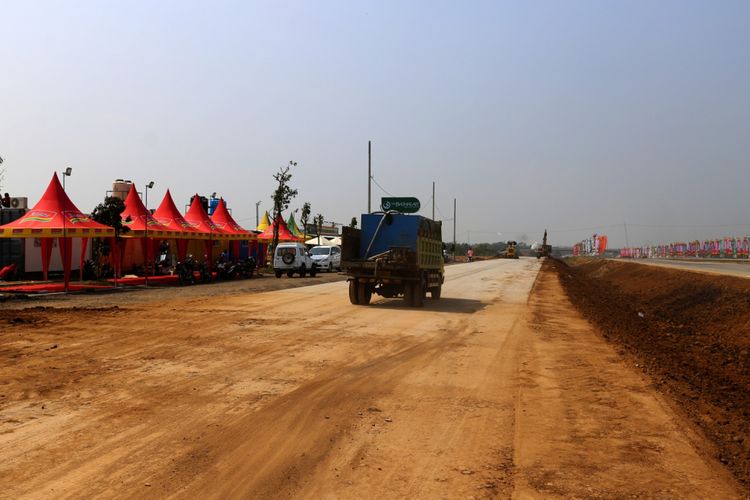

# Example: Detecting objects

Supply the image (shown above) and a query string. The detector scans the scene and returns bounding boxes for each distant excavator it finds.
[536,230,552,258]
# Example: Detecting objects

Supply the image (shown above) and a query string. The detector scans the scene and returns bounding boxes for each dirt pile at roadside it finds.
[552,258,750,489]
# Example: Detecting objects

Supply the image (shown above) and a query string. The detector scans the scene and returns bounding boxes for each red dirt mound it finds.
[552,258,750,489]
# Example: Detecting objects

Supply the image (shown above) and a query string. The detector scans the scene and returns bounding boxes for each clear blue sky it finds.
[2,0,749,247]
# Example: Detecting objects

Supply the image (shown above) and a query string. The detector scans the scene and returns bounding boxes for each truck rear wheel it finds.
[403,282,414,306]
[349,280,360,305]
[412,281,424,308]
[357,282,372,305]
[430,285,441,300]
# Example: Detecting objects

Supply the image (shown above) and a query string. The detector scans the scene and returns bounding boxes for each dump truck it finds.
[342,212,444,307]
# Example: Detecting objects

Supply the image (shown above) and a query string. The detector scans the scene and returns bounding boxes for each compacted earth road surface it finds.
[0,260,745,498]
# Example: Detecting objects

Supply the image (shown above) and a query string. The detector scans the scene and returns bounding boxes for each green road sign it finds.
[381,197,420,213]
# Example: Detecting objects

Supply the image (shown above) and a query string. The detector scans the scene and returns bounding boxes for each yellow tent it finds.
[256,211,271,232]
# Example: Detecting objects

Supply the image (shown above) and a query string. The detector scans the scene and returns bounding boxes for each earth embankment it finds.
[554,258,750,489]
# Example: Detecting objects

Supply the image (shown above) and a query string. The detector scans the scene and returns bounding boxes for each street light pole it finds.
[453,198,456,261]
[62,166,72,191]
[62,167,72,292]
[144,181,154,287]
[255,200,261,227]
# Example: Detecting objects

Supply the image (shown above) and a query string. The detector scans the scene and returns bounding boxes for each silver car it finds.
[309,245,342,272]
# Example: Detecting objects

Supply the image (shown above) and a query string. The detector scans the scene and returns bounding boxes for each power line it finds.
[370,176,395,197]
[435,203,447,220]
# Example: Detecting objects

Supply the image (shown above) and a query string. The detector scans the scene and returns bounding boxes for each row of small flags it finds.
[620,237,750,259]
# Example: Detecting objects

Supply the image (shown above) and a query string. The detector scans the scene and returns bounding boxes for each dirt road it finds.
[0,260,744,498]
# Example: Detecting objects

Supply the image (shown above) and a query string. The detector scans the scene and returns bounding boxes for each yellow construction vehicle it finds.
[500,241,519,259]
[536,230,552,258]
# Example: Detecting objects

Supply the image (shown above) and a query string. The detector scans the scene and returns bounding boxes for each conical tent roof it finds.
[287,213,304,238]
[256,211,271,232]
[153,190,207,239]
[184,195,232,239]
[0,173,114,238]
[120,184,182,238]
[258,214,298,242]
[211,199,256,240]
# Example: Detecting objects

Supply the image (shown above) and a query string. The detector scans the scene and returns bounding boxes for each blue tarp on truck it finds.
[359,213,424,257]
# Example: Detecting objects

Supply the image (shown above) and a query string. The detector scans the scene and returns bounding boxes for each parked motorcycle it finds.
[216,260,239,280]
[175,255,196,285]
[239,256,256,278]
[155,252,172,276]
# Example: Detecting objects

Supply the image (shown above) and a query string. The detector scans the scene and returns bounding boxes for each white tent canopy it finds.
[305,236,337,246]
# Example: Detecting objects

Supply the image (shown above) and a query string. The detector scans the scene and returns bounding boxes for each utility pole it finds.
[453,198,456,260]
[255,200,261,227]
[624,222,630,247]
[367,140,372,213]
[144,181,154,287]
[432,181,435,220]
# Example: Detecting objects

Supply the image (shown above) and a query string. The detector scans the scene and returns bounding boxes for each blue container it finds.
[208,197,220,215]
[360,213,424,258]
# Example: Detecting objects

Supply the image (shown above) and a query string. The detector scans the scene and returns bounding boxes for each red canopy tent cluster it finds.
[0,174,261,289]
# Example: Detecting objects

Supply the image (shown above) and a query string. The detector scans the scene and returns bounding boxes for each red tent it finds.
[0,173,114,289]
[210,198,256,238]
[183,195,234,269]
[120,184,196,277]
[152,189,207,263]
[257,214,299,242]
[184,195,233,239]
[121,184,179,238]
[210,198,258,259]
[153,190,206,238]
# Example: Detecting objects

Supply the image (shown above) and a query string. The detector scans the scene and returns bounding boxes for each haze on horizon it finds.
[1,1,748,247]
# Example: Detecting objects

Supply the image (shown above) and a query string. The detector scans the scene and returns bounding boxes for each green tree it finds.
[350,217,357,228]
[315,213,324,244]
[270,161,298,252]
[300,202,311,240]
[91,196,130,237]
[90,196,130,278]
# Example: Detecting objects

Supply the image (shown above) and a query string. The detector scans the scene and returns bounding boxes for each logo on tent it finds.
[66,212,91,224]
[24,211,54,223]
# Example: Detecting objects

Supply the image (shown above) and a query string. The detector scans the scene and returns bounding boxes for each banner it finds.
[574,234,608,256]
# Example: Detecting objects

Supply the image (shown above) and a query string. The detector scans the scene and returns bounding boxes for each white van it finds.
[309,245,341,272]
[273,242,317,278]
